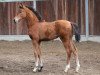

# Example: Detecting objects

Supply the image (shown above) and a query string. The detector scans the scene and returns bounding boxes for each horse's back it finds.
[44,20,72,36]
[55,20,71,28]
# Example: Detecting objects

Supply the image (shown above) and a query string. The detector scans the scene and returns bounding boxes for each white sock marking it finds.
[64,63,70,72]
[33,58,39,72]
[76,58,80,72]
[40,59,43,67]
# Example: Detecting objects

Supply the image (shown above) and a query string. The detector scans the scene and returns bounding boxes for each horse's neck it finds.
[26,12,39,28]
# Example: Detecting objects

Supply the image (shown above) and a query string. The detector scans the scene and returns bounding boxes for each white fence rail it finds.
[0,35,100,43]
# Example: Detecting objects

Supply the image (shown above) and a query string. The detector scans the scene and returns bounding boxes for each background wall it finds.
[0,0,99,35]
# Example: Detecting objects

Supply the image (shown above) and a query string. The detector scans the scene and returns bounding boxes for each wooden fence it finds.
[0,0,99,35]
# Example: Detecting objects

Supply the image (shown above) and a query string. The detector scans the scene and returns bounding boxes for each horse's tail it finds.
[71,22,80,42]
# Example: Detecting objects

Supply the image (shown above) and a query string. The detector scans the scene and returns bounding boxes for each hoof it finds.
[33,69,37,73]
[64,70,68,73]
[76,65,80,72]
[33,66,43,72]
[38,66,43,72]
[64,65,70,72]
[33,67,38,72]
[64,68,69,73]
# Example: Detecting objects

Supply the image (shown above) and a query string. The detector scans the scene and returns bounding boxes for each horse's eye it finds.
[19,11,21,13]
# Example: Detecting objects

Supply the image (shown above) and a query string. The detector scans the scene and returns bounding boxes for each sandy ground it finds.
[0,40,100,75]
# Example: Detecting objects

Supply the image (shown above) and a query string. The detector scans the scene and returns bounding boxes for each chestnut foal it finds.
[14,4,80,73]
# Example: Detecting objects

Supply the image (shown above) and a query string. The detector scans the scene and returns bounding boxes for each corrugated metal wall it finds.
[0,0,99,35]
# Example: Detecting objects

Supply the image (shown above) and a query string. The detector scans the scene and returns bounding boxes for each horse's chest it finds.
[28,28,39,40]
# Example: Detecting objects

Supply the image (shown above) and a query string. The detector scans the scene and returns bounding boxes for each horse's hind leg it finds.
[32,40,43,72]
[71,41,80,72]
[61,39,72,72]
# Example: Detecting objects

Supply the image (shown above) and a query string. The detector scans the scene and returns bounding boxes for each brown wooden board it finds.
[0,0,99,35]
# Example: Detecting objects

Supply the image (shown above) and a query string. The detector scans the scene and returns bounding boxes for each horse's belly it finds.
[39,29,58,41]
[39,32,58,41]
[40,35,58,41]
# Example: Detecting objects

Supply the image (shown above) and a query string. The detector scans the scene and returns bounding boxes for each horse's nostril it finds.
[13,19,16,23]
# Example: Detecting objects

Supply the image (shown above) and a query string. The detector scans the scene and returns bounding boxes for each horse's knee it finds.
[66,48,72,56]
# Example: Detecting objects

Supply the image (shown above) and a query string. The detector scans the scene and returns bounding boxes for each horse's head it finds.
[13,3,28,24]
[14,3,43,24]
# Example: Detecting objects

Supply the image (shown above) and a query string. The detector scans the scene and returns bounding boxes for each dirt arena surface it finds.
[0,40,100,75]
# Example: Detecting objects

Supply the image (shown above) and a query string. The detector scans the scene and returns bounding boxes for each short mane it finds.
[27,6,42,21]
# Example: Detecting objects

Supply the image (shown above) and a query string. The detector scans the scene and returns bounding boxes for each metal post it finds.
[33,0,36,10]
[85,0,89,41]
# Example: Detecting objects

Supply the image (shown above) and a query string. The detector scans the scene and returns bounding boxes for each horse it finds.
[13,4,80,73]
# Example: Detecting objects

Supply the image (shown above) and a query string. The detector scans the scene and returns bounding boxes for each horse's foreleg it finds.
[32,40,43,72]
[72,41,80,72]
[62,40,72,72]
[32,41,39,72]
[37,43,43,72]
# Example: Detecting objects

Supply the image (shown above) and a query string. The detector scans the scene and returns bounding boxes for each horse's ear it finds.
[19,3,23,8]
